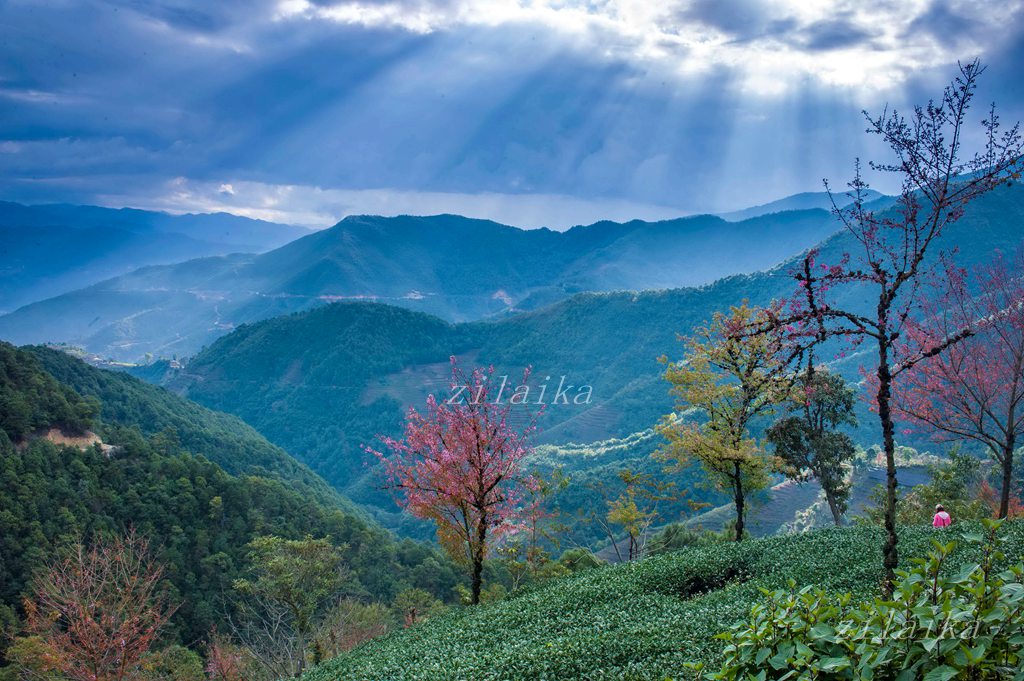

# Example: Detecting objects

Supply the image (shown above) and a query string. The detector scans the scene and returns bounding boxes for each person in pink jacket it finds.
[933,504,952,527]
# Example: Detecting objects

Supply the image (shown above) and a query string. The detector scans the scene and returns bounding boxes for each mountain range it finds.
[0,205,856,361]
[2,184,1021,535]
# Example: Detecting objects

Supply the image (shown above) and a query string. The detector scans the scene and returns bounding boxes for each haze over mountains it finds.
[0,201,308,313]
[0,194,865,361]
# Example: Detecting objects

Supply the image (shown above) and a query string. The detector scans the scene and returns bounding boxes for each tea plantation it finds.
[302,522,1024,680]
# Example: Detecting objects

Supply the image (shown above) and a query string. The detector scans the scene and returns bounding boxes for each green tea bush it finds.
[301,522,1024,680]
[710,519,1024,680]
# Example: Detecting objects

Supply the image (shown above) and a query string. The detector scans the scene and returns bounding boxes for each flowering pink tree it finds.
[368,358,539,605]
[23,530,176,681]
[753,61,1022,592]
[205,630,250,681]
[894,250,1024,519]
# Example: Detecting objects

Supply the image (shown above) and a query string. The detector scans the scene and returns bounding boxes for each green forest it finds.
[0,342,464,677]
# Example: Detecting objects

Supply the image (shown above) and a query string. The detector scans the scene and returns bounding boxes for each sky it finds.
[1,0,1023,229]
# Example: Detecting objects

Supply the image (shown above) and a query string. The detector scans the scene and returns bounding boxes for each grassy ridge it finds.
[302,521,1024,681]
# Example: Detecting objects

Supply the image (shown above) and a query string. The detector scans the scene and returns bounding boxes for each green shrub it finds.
[709,519,1024,680]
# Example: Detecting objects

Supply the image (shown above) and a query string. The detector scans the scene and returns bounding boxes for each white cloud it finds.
[275,0,1024,94]
[95,178,692,230]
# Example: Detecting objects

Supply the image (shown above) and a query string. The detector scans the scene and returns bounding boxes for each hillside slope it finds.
[301,522,1024,680]
[28,344,356,512]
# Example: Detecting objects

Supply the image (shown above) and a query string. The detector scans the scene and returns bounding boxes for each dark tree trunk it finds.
[876,342,899,596]
[470,517,488,605]
[470,555,483,605]
[999,434,1016,519]
[733,462,745,542]
[295,632,306,676]
[823,486,843,526]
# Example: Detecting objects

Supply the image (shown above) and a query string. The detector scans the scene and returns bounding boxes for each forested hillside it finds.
[29,344,354,510]
[0,343,97,441]
[0,342,459,665]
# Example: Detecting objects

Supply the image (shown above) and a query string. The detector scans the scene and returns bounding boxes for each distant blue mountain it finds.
[0,201,308,311]
[718,189,888,221]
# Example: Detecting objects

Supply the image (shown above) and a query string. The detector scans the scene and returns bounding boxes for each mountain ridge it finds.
[717,188,889,221]
[0,206,842,360]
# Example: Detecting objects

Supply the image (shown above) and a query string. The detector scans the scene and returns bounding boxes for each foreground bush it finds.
[710,519,1024,680]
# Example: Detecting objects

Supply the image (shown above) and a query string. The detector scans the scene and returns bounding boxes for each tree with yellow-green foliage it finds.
[657,304,791,541]
[605,470,676,561]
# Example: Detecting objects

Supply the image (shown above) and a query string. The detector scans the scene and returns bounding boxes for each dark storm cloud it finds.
[799,18,874,52]
[0,0,428,182]
[674,0,797,41]
[675,0,1012,54]
[906,1,985,48]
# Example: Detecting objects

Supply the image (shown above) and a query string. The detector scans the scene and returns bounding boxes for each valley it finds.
[79,182,1018,538]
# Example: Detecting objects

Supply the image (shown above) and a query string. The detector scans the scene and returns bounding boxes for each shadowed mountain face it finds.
[152,183,1024,531]
[0,201,308,312]
[0,207,842,360]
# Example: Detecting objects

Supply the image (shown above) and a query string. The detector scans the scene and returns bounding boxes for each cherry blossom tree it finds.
[753,60,1022,592]
[894,249,1024,519]
[368,358,539,605]
[205,630,253,681]
[23,529,176,681]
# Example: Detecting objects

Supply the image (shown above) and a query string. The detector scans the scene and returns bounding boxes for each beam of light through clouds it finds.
[1,0,1022,228]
